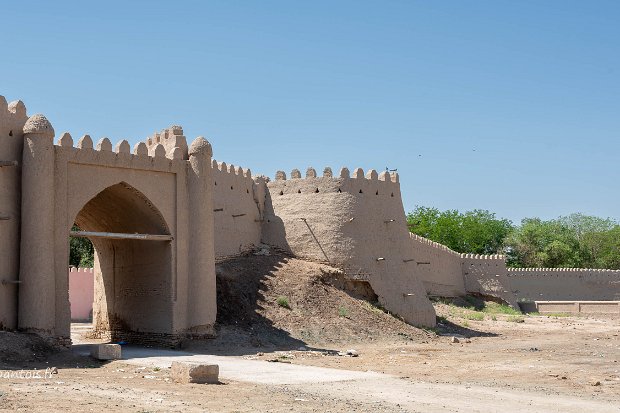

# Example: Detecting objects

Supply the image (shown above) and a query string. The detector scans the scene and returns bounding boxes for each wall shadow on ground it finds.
[435,318,499,338]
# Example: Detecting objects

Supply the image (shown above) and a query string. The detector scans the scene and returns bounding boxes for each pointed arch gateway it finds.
[71,182,174,343]
[15,116,217,347]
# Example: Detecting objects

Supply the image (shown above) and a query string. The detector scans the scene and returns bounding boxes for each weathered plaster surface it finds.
[211,160,264,259]
[0,97,27,330]
[409,233,465,297]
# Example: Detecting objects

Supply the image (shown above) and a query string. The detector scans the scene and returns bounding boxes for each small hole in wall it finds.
[337,188,342,193]
[315,188,319,193]
[9,130,13,136]
[359,189,363,194]
[246,189,249,194]
[391,193,394,197]
[230,186,234,190]
[375,190,379,195]
[298,189,302,193]
[279,190,284,196]
[214,181,217,186]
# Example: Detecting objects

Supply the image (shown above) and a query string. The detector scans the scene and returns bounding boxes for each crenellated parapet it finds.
[211,160,254,185]
[409,233,461,257]
[507,267,620,278]
[54,131,190,173]
[144,126,189,160]
[69,267,94,274]
[461,253,506,260]
[0,95,28,142]
[268,166,400,198]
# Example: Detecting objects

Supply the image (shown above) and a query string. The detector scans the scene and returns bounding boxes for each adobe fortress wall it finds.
[506,268,620,302]
[211,160,265,259]
[407,231,620,307]
[408,233,465,297]
[4,91,619,344]
[261,167,436,327]
[461,254,518,307]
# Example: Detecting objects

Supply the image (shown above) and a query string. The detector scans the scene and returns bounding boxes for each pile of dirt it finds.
[214,251,429,350]
[0,331,59,366]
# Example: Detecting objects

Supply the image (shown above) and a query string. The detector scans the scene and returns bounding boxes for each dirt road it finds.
[1,308,619,412]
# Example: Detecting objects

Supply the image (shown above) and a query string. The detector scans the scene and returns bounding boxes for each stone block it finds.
[90,344,121,360]
[171,361,219,384]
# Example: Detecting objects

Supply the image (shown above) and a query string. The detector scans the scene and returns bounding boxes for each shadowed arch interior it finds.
[72,182,173,343]
[74,182,170,235]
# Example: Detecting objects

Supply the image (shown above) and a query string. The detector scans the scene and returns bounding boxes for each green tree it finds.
[407,206,513,254]
[506,214,620,269]
[581,226,620,269]
[69,225,94,268]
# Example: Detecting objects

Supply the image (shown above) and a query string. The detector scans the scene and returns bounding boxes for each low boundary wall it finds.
[521,301,620,315]
[68,267,94,321]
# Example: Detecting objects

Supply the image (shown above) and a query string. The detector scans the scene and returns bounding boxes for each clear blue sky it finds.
[3,1,619,223]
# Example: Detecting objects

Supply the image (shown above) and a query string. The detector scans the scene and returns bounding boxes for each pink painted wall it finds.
[68,267,94,321]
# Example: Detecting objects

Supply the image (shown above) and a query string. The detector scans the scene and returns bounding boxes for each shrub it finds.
[463,312,484,321]
[276,296,290,309]
[481,302,521,315]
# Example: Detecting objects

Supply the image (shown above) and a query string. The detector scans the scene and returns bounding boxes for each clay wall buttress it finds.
[262,167,436,327]
[0,96,28,330]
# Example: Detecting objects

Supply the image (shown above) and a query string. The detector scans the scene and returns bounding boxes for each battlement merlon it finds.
[272,167,399,183]
[211,160,253,180]
[0,96,28,139]
[145,125,189,160]
[267,167,402,197]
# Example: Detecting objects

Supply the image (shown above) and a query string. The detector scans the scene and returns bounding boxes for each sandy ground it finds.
[1,311,618,413]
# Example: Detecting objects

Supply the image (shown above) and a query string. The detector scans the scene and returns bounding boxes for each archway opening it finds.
[69,182,173,345]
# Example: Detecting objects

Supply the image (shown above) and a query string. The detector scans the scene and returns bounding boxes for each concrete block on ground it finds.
[171,361,219,384]
[90,344,121,360]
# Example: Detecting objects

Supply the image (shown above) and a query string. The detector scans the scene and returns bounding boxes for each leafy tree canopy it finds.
[69,225,94,268]
[407,206,513,254]
[507,213,620,269]
[408,208,620,270]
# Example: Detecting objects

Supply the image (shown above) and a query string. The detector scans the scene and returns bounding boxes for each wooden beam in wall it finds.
[69,230,173,242]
